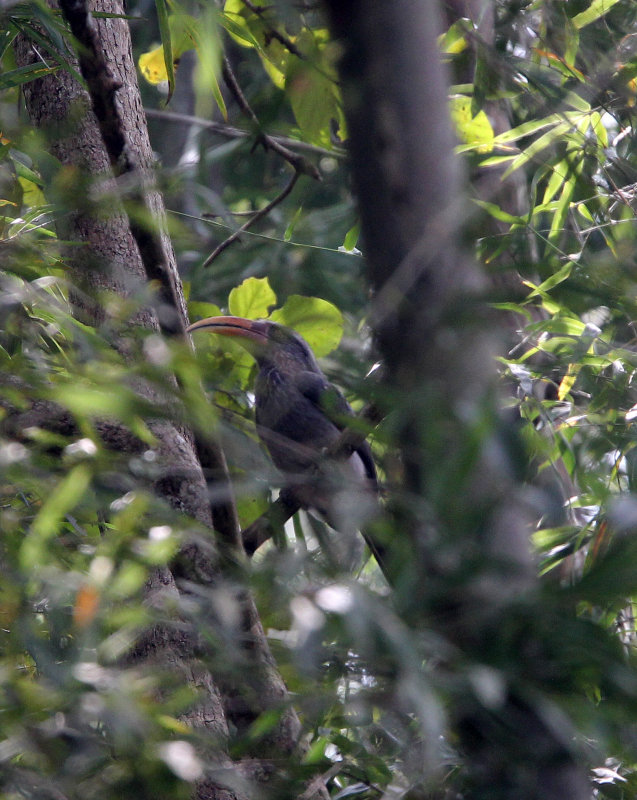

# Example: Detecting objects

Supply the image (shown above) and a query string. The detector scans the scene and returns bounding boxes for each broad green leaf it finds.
[18,177,46,209]
[235,491,270,529]
[270,295,343,357]
[491,108,587,147]
[491,114,564,144]
[188,301,222,322]
[575,202,594,223]
[0,23,17,62]
[228,277,277,319]
[285,31,340,148]
[477,154,517,166]
[449,96,494,153]
[527,316,586,336]
[562,91,591,113]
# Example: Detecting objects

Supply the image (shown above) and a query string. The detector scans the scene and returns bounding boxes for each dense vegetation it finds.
[3,1,637,797]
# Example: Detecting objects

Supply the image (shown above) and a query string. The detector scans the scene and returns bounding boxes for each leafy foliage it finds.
[5,0,637,798]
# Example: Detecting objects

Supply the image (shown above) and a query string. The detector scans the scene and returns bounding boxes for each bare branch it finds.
[202,170,300,267]
[222,56,322,179]
[144,108,345,160]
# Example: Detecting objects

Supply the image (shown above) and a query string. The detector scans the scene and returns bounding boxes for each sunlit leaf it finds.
[270,295,343,356]
[449,95,494,153]
[572,0,621,29]
[228,276,277,319]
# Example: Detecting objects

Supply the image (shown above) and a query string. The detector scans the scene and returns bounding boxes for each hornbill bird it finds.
[188,315,386,572]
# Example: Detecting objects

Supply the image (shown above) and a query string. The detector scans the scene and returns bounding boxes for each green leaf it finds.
[343,221,360,251]
[546,171,577,246]
[193,7,227,120]
[228,277,277,319]
[11,154,44,187]
[572,0,620,29]
[525,261,575,299]
[0,63,59,90]
[502,121,572,179]
[270,295,343,357]
[235,491,270,530]
[22,464,92,567]
[155,0,175,102]
[473,200,524,225]
[449,95,494,153]
[286,60,338,146]
[219,11,262,50]
[52,383,133,418]
[284,205,303,242]
[283,29,342,147]
[439,18,472,55]
[188,301,222,322]
[221,0,288,89]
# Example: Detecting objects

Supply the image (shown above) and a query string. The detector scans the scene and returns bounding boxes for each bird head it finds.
[187,315,320,374]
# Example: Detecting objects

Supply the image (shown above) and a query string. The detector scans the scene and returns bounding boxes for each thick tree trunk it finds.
[323,1,591,798]
[15,3,303,798]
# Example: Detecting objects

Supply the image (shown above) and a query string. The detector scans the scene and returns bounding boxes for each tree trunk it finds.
[15,3,303,798]
[323,1,592,797]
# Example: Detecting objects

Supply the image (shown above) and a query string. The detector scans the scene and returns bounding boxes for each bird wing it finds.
[294,370,377,483]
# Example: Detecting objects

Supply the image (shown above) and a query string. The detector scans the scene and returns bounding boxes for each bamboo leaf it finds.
[572,0,621,29]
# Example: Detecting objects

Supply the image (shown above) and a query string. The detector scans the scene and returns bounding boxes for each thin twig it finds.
[143,108,345,160]
[202,170,300,267]
[222,56,321,179]
[239,0,305,59]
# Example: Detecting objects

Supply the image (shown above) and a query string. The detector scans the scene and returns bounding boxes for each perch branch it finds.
[202,170,300,268]
[143,108,345,160]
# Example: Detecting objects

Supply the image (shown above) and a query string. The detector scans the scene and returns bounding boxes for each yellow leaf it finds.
[139,45,170,85]
[558,369,577,401]
[449,96,494,153]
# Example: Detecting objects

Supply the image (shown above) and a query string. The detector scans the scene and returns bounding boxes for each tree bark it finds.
[14,3,304,798]
[323,1,592,797]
